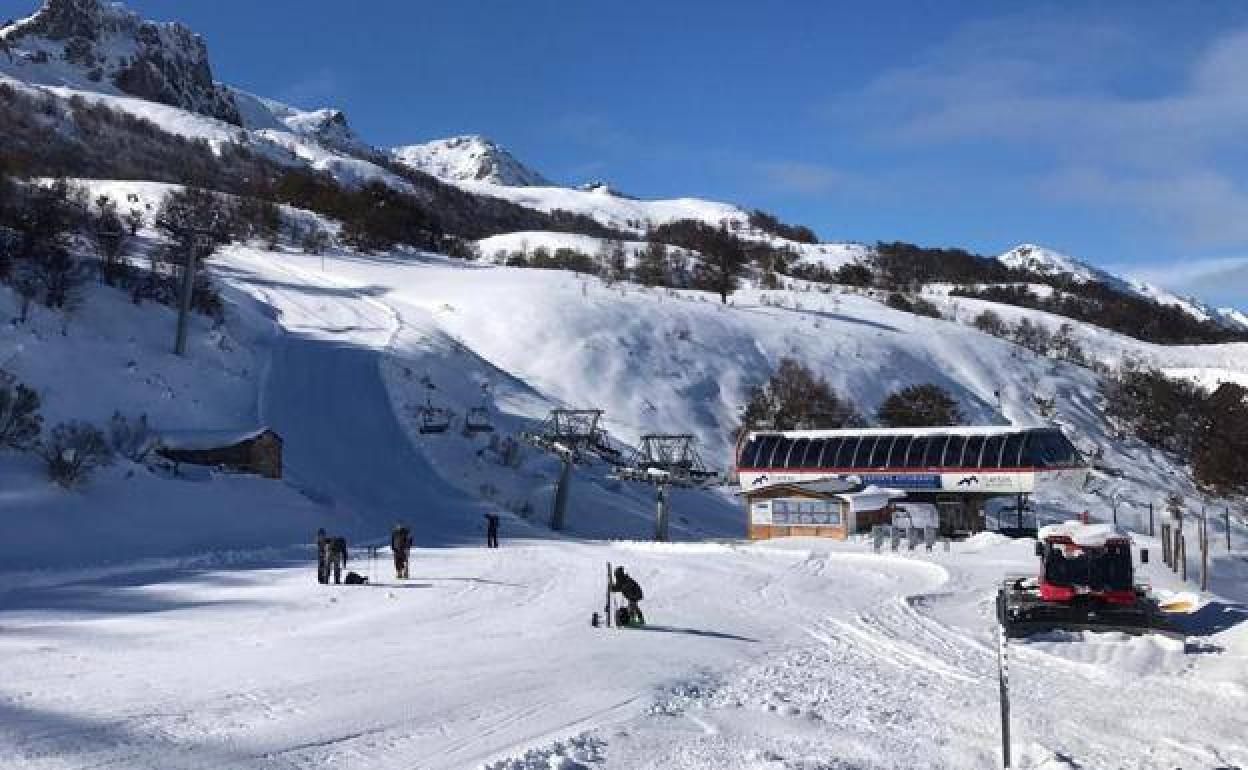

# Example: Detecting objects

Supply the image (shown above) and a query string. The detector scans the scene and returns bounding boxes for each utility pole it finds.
[997,620,1012,768]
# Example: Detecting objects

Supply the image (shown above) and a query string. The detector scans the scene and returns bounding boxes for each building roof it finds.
[746,425,1053,441]
[156,427,275,451]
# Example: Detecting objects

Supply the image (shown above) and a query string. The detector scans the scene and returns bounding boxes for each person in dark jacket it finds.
[391,522,412,579]
[316,528,331,584]
[610,566,645,625]
[327,536,348,585]
[484,513,500,549]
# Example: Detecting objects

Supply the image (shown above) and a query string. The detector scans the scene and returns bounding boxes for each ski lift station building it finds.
[742,478,901,541]
[736,426,1086,537]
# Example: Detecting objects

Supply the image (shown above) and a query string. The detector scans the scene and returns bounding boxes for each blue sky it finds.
[5,1,1246,309]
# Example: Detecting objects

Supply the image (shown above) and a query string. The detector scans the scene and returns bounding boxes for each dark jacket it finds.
[484,514,499,531]
[391,526,412,553]
[316,531,330,558]
[329,536,348,562]
[612,572,643,602]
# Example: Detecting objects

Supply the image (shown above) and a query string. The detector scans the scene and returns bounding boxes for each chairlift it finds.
[465,406,494,434]
[418,399,452,434]
[463,381,494,434]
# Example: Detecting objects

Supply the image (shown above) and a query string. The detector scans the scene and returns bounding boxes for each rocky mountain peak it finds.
[1,0,241,125]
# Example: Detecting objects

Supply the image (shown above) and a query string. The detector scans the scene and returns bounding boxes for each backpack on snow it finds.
[343,571,368,585]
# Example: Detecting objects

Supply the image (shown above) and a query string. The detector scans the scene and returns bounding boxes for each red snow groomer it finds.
[997,521,1179,638]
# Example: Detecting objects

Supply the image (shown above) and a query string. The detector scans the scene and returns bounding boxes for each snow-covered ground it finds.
[2,533,1244,769]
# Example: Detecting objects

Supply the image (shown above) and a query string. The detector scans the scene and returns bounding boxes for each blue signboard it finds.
[858,473,942,490]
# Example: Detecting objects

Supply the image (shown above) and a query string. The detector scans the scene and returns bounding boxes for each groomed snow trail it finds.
[222,250,486,543]
[0,540,955,769]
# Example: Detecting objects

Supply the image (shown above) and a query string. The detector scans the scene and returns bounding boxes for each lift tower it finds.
[611,434,718,541]
[522,409,611,531]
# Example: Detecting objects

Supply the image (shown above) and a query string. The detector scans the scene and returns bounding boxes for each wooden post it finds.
[1168,521,1178,571]
[1200,510,1209,592]
[1179,534,1187,582]
[1149,502,1154,537]
[1161,523,1170,567]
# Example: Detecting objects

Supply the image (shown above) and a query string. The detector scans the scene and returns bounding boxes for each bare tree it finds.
[41,421,114,488]
[0,374,42,450]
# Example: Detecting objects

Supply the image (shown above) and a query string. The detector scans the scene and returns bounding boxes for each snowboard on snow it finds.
[592,562,644,629]
[606,561,613,628]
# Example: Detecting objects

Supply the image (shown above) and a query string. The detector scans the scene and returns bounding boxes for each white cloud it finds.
[1115,256,1248,312]
[276,68,343,109]
[833,13,1248,250]
[757,161,847,194]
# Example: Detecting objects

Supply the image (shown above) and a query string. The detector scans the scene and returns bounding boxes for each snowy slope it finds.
[392,135,549,186]
[208,235,1247,541]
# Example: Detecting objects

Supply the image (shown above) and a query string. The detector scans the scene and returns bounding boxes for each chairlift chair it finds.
[465,406,494,434]
[418,399,452,434]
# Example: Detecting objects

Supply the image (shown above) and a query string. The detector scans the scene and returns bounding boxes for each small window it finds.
[761,436,786,467]
[962,435,985,468]
[882,435,907,467]
[1029,429,1079,467]
[836,436,859,467]
[801,439,825,468]
[867,436,893,467]
[942,435,966,467]
[816,437,841,467]
[782,438,809,468]
[739,437,764,468]
[924,436,948,467]
[1001,433,1026,468]
[904,437,929,468]
[980,435,1005,468]
[853,437,878,468]
[750,436,777,467]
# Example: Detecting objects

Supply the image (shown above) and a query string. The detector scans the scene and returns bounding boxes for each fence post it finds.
[1149,503,1154,538]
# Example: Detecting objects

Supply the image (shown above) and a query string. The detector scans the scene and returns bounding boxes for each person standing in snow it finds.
[327,536,348,585]
[391,522,412,579]
[610,566,645,625]
[316,528,331,584]
[484,513,500,549]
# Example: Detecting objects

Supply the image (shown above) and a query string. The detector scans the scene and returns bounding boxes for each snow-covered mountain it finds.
[998,243,1248,331]
[0,0,241,124]
[249,98,372,157]
[392,135,550,186]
